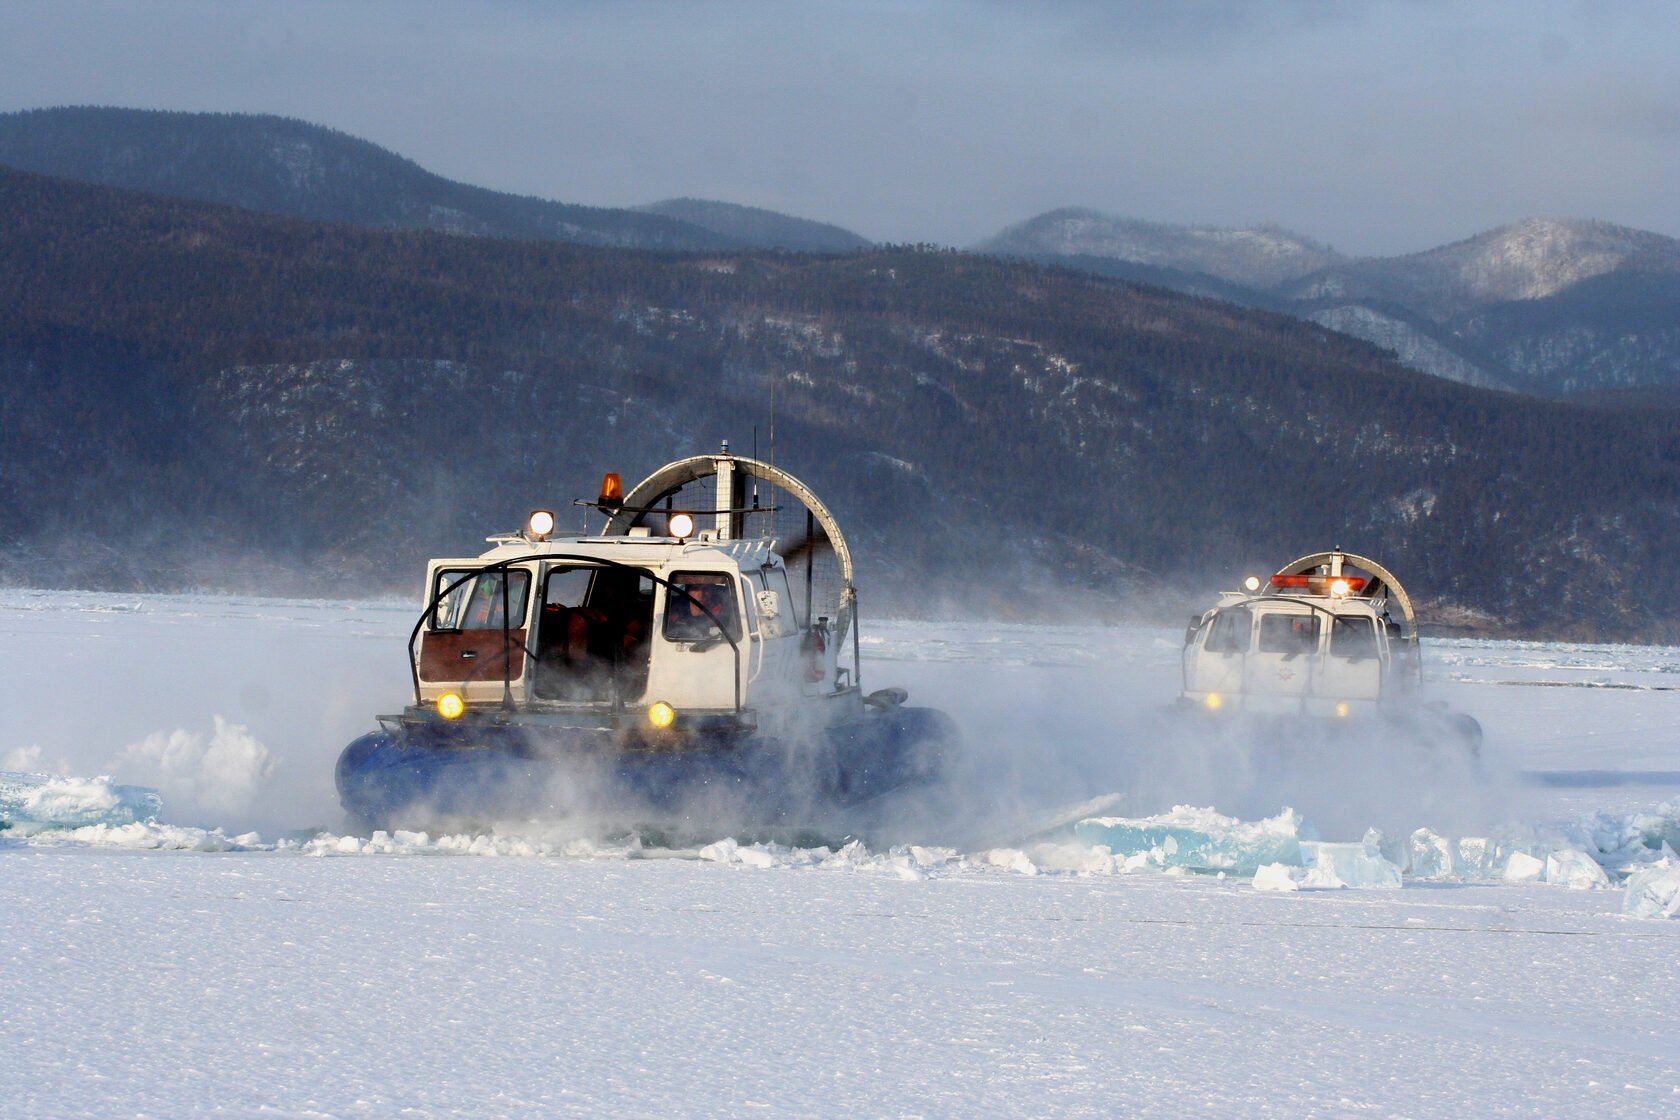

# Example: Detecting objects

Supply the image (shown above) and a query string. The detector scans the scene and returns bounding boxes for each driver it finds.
[665,578,737,641]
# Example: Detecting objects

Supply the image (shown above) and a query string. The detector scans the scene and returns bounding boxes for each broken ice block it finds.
[1073,806,1302,875]
[0,771,163,832]
[1363,828,1409,872]
[1502,851,1546,882]
[1454,836,1502,879]
[1302,841,1402,889]
[1407,828,1455,879]
[1544,848,1611,890]
[1622,863,1680,919]
[1252,863,1302,892]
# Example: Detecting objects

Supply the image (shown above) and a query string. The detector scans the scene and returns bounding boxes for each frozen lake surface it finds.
[3,591,1678,1117]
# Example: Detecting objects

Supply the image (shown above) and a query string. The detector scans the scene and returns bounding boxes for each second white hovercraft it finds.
[1178,549,1481,749]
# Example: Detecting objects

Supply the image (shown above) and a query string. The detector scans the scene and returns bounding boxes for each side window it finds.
[1257,613,1319,655]
[544,567,593,609]
[1330,616,1377,659]
[663,572,742,642]
[1204,607,1251,654]
[776,566,807,630]
[433,569,530,630]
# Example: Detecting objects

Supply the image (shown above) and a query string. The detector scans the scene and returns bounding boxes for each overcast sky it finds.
[1,1,1674,256]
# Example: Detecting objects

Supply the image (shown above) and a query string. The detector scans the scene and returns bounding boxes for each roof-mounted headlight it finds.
[667,512,695,541]
[527,510,556,541]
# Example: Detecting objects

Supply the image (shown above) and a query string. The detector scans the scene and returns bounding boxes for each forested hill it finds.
[3,165,1677,640]
[0,106,738,250]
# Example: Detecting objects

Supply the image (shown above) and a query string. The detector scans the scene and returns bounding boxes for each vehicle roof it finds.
[434,534,784,571]
[1214,591,1384,616]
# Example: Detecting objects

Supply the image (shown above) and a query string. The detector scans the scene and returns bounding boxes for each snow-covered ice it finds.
[3,591,1680,1117]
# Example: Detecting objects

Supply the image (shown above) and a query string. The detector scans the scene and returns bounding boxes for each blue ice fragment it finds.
[1452,836,1503,879]
[1544,848,1611,889]
[0,771,163,831]
[1407,828,1455,879]
[1302,841,1403,889]
[1073,806,1303,875]
[1622,863,1680,919]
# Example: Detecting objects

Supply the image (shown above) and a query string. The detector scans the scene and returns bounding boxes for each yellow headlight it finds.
[1204,692,1224,711]
[1335,701,1351,718]
[647,701,676,729]
[437,692,466,720]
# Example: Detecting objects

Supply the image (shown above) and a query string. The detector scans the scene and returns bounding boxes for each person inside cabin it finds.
[1257,612,1319,657]
[464,571,525,629]
[664,574,740,642]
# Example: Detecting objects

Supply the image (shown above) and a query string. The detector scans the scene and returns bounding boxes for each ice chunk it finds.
[1564,807,1680,877]
[1502,851,1546,882]
[1025,840,1118,874]
[1302,841,1402,889]
[1454,836,1503,879]
[1362,828,1409,872]
[697,838,778,868]
[1544,848,1611,890]
[1253,863,1302,892]
[1621,863,1680,919]
[977,848,1039,876]
[0,771,162,832]
[1407,829,1455,880]
[1073,806,1302,875]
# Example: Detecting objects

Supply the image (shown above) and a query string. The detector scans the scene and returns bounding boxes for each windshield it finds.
[1257,612,1319,655]
[1330,615,1378,659]
[1204,607,1251,654]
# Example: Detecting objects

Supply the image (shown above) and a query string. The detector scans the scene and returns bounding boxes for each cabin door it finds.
[1186,607,1250,698]
[418,567,532,705]
[643,572,746,710]
[1315,615,1383,702]
[1243,610,1319,711]
[532,565,656,704]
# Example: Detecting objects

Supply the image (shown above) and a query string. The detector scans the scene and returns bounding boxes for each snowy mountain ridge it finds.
[1414,217,1680,303]
[985,208,1680,397]
[1287,216,1680,311]
[977,207,1344,289]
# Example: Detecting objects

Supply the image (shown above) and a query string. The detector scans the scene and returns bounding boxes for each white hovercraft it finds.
[335,448,958,835]
[1177,550,1481,749]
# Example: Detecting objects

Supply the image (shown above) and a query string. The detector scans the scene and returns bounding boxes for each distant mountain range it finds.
[4,107,1675,400]
[978,208,1680,397]
[2,162,1678,640]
